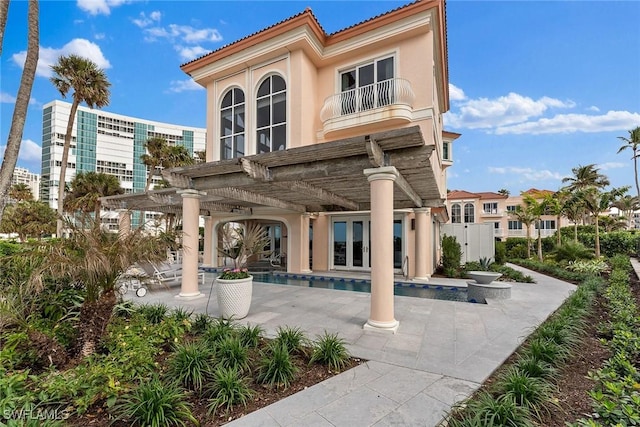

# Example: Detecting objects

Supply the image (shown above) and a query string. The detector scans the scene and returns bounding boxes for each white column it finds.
[414,208,431,280]
[202,216,214,267]
[301,213,311,273]
[176,189,204,300]
[363,166,399,333]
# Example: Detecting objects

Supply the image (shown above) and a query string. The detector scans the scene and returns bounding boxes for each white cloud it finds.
[598,162,626,171]
[77,0,129,16]
[1,92,16,103]
[494,110,640,135]
[449,83,466,102]
[588,105,600,112]
[489,166,565,181]
[132,11,161,28]
[175,45,209,61]
[445,92,576,130]
[167,79,204,93]
[12,38,111,78]
[94,33,105,40]
[0,139,42,163]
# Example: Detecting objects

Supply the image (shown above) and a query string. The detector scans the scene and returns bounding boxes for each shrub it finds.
[309,331,351,372]
[466,392,535,427]
[513,356,557,379]
[169,341,215,393]
[203,317,238,345]
[495,367,554,417]
[192,313,213,334]
[257,341,297,389]
[525,337,570,367]
[566,259,608,276]
[113,376,197,427]
[553,241,593,262]
[215,336,249,373]
[441,234,462,275]
[137,303,169,325]
[206,366,252,414]
[495,241,507,264]
[238,324,264,348]
[275,326,309,355]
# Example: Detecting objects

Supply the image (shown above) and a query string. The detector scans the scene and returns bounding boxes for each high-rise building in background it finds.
[41,100,206,227]
[10,167,40,201]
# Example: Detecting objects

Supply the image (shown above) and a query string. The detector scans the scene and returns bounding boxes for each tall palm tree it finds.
[579,186,627,257]
[563,193,585,242]
[612,194,640,229]
[141,137,195,191]
[523,194,548,262]
[64,171,123,228]
[0,0,38,223]
[617,126,640,198]
[0,0,10,55]
[510,204,536,259]
[50,54,111,236]
[562,164,610,193]
[9,183,34,202]
[544,191,568,246]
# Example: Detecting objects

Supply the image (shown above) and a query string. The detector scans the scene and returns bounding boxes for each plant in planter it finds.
[216,222,271,319]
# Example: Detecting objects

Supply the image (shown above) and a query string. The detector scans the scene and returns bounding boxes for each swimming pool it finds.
[243,272,472,303]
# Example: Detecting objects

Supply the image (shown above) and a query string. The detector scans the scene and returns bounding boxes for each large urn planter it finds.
[216,275,253,319]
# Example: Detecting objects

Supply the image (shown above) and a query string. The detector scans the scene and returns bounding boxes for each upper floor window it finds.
[443,141,450,161]
[483,202,498,214]
[451,203,461,223]
[464,203,475,223]
[508,220,522,230]
[340,56,394,114]
[220,88,245,160]
[506,205,517,212]
[256,75,286,154]
[535,220,556,230]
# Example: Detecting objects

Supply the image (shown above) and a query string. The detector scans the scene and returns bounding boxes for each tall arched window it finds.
[256,75,286,153]
[464,203,475,223]
[451,203,461,223]
[220,88,245,160]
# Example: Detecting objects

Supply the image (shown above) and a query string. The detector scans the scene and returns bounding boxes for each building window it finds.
[256,75,286,154]
[220,88,245,160]
[340,56,394,114]
[464,203,475,223]
[535,220,556,230]
[483,202,498,214]
[508,220,522,230]
[451,203,461,223]
[443,141,450,161]
[506,205,517,212]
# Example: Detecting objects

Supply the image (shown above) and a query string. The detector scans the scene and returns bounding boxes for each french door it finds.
[332,217,370,270]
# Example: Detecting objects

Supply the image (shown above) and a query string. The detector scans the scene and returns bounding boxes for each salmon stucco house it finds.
[104,0,457,332]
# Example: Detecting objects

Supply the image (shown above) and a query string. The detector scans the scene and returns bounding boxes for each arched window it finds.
[451,203,461,223]
[220,88,245,160]
[256,75,286,153]
[464,203,475,223]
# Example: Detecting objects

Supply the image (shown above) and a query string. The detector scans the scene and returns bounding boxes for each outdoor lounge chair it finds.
[138,261,205,287]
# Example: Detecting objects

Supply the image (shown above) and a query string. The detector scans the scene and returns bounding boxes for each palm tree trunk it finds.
[634,149,640,199]
[595,219,600,257]
[57,98,80,237]
[0,0,10,55]
[526,226,531,259]
[0,0,38,223]
[573,223,578,243]
[556,214,561,246]
[537,227,543,262]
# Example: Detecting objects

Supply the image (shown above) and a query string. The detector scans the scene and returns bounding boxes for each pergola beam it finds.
[274,180,359,210]
[365,137,387,167]
[240,158,272,181]
[206,187,307,212]
[394,172,423,208]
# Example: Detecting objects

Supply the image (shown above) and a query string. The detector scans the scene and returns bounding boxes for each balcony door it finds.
[340,57,394,115]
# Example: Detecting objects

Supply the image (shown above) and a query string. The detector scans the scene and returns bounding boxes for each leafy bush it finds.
[169,341,215,393]
[494,241,507,264]
[496,367,554,417]
[309,331,351,372]
[137,303,169,325]
[238,324,264,348]
[275,326,309,355]
[553,241,593,262]
[113,376,197,427]
[203,317,238,345]
[441,235,462,276]
[566,259,608,276]
[257,341,297,389]
[206,366,252,414]
[215,336,249,373]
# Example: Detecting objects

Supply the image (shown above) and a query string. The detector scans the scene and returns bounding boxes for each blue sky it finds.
[1,0,639,196]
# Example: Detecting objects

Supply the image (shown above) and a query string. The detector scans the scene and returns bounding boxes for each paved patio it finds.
[125,264,576,426]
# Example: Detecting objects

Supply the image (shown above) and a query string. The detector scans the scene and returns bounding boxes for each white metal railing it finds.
[320,78,415,122]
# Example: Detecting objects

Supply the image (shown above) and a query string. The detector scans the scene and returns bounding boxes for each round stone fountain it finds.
[466,271,511,303]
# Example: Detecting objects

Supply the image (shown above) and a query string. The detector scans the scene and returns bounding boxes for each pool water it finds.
[245,272,471,303]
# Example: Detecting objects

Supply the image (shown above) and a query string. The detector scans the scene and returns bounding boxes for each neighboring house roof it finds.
[447,190,479,200]
[477,192,508,200]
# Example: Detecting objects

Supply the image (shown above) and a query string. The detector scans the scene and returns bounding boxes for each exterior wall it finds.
[41,100,206,227]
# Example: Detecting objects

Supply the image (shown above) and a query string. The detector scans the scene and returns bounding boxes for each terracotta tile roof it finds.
[477,192,508,200]
[327,0,421,36]
[447,190,480,200]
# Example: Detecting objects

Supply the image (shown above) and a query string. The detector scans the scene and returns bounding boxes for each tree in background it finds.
[0,0,38,223]
[64,172,123,228]
[9,183,34,202]
[0,200,56,241]
[141,137,195,191]
[509,203,536,259]
[497,188,510,197]
[617,126,640,199]
[579,186,628,257]
[544,191,569,246]
[612,194,640,229]
[562,164,610,193]
[563,193,585,242]
[50,55,111,236]
[523,194,548,262]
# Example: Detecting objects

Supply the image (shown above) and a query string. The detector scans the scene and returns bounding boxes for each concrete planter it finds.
[216,275,253,319]
[467,271,502,284]
[467,281,512,303]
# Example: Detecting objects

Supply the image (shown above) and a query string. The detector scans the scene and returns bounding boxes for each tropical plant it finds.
[441,234,462,277]
[0,200,56,241]
[257,341,297,389]
[309,331,351,372]
[206,366,253,414]
[562,163,610,193]
[617,126,640,198]
[238,323,264,348]
[50,54,111,236]
[8,183,33,202]
[611,194,640,229]
[169,341,215,393]
[137,303,169,325]
[203,317,238,345]
[113,376,197,427]
[215,336,250,373]
[0,0,38,223]
[509,204,536,259]
[496,367,554,417]
[63,171,123,228]
[218,221,271,279]
[552,240,593,262]
[579,186,627,257]
[522,194,549,262]
[275,326,309,355]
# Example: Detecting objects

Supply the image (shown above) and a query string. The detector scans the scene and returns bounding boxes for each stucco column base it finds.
[364,319,400,334]
[413,275,431,281]
[175,292,204,301]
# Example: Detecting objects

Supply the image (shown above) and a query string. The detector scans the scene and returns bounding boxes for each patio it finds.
[125,264,575,426]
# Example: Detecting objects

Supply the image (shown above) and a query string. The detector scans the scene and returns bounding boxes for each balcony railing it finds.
[320,78,415,122]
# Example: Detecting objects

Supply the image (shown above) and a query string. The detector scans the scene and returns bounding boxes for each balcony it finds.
[481,209,504,218]
[320,78,415,135]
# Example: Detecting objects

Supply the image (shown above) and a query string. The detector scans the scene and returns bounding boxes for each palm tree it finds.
[563,193,585,242]
[617,126,640,198]
[497,188,510,197]
[141,137,195,191]
[9,183,34,202]
[562,164,610,193]
[50,54,111,236]
[523,194,548,262]
[579,186,627,257]
[612,194,640,229]
[64,172,123,228]
[509,204,536,259]
[0,0,38,223]
[544,191,568,246]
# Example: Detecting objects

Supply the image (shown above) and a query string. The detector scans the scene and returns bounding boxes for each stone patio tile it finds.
[317,387,398,427]
[367,365,442,403]
[321,362,385,396]
[264,382,341,426]
[423,376,479,406]
[373,392,450,427]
